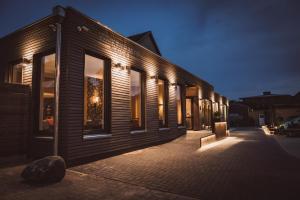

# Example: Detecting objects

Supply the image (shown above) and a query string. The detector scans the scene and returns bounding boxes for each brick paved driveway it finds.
[72,127,300,200]
[1,127,300,200]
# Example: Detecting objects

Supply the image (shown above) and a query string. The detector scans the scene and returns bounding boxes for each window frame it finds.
[32,49,56,137]
[5,59,26,84]
[158,78,169,128]
[130,67,146,131]
[82,50,111,135]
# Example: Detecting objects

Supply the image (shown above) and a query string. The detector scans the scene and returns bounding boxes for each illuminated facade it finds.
[0,6,228,164]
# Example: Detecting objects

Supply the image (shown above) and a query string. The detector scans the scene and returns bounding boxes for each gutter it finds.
[52,6,65,156]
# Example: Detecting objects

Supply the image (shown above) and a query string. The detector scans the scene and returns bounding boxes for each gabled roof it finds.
[128,31,161,56]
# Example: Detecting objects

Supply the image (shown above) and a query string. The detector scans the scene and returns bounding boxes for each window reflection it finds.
[130,70,142,129]
[39,54,56,134]
[6,64,23,84]
[84,54,104,130]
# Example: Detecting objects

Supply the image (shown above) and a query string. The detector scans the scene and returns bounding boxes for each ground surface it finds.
[1,127,300,200]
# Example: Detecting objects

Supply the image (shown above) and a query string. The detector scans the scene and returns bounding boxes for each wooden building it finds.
[0,6,228,165]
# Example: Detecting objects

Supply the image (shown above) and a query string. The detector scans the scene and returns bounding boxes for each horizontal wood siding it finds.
[62,9,192,163]
[0,84,31,156]
[0,16,57,157]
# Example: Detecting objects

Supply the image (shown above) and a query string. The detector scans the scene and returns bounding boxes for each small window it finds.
[130,69,145,130]
[158,79,168,127]
[176,85,183,125]
[84,54,105,131]
[6,63,24,84]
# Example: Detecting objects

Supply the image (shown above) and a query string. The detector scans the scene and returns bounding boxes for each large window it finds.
[158,79,168,127]
[176,85,183,126]
[84,54,105,131]
[130,69,144,130]
[39,53,56,134]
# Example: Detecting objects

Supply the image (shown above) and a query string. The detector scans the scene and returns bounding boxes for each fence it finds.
[0,83,31,156]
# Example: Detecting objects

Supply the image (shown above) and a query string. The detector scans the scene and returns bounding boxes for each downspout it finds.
[53,6,65,156]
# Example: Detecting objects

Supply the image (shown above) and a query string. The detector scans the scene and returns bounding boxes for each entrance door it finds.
[186,98,193,130]
[39,53,56,135]
[31,53,56,158]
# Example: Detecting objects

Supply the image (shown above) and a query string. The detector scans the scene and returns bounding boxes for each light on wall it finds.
[150,75,159,83]
[77,25,89,32]
[113,63,130,72]
[170,82,177,88]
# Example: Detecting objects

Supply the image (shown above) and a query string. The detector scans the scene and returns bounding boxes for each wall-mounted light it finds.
[49,24,57,32]
[77,25,89,32]
[113,63,130,72]
[114,63,124,70]
[170,83,177,88]
[150,75,159,83]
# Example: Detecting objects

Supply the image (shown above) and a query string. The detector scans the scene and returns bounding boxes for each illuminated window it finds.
[84,54,105,131]
[176,85,183,125]
[6,63,24,84]
[39,53,56,134]
[130,69,145,130]
[158,79,168,127]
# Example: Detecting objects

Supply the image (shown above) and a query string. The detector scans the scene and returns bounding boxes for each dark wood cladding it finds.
[0,7,228,165]
[0,84,31,156]
[0,16,57,158]
[60,9,188,163]
[214,92,221,103]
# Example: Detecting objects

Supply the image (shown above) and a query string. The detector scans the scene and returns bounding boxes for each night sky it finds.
[1,0,299,99]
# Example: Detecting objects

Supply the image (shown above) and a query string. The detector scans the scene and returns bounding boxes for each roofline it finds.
[127,31,162,56]
[0,5,220,96]
[240,94,291,100]
[147,31,162,56]
[0,14,53,40]
[65,6,214,90]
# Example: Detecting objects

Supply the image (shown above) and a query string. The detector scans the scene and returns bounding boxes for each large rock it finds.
[21,156,66,184]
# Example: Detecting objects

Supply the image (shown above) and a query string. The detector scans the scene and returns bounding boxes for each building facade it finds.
[0,6,228,165]
[239,91,300,127]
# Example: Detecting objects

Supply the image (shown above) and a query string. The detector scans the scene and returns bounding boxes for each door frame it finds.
[186,97,193,130]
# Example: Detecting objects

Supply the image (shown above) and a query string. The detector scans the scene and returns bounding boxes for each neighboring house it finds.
[240,91,300,127]
[0,6,228,165]
[229,100,254,127]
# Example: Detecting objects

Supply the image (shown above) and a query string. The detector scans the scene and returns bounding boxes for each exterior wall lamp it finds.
[171,83,177,88]
[150,75,159,83]
[77,25,89,32]
[113,63,130,72]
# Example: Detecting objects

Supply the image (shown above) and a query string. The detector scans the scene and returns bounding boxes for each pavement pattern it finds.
[1,127,300,200]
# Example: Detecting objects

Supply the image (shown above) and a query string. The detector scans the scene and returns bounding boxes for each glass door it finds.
[186,98,193,130]
[39,53,56,135]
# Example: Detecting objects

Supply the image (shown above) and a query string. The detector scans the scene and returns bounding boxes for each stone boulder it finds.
[21,156,66,184]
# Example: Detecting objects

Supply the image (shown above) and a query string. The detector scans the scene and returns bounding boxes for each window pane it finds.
[84,54,104,130]
[39,53,56,133]
[6,64,23,84]
[158,79,166,127]
[131,70,142,129]
[12,64,23,83]
[176,85,183,125]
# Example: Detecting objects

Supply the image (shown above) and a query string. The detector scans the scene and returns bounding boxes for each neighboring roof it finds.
[240,94,290,100]
[128,31,162,56]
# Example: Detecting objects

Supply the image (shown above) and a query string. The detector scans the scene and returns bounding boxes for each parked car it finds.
[278,116,300,130]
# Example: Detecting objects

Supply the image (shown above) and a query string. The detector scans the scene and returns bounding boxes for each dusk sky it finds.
[1,0,299,99]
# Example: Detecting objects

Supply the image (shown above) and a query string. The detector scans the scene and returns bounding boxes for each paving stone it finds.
[1,128,300,200]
